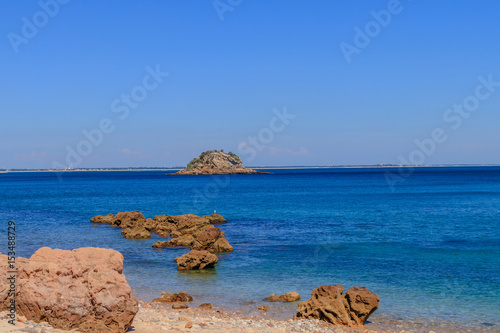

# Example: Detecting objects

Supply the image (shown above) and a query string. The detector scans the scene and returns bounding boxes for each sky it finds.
[1,0,499,169]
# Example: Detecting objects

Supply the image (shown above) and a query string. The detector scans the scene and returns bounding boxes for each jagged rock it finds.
[152,241,169,248]
[90,211,145,229]
[295,285,379,327]
[203,213,227,224]
[90,213,114,224]
[0,247,138,333]
[258,305,268,311]
[121,226,151,239]
[159,225,233,253]
[265,292,300,302]
[344,286,380,326]
[111,211,145,228]
[171,150,270,175]
[174,250,218,270]
[153,292,193,303]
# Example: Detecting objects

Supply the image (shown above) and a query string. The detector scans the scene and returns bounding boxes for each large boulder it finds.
[0,247,138,333]
[265,291,301,302]
[344,286,380,326]
[295,285,379,327]
[174,250,218,270]
[121,226,151,239]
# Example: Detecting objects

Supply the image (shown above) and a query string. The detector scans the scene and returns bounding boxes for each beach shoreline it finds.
[1,301,498,333]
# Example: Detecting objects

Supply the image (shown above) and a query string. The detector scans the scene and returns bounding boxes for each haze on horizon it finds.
[1,1,499,169]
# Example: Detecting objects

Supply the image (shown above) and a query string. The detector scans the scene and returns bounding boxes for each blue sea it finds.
[1,167,499,327]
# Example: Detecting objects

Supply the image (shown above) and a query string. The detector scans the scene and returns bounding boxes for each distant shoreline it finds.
[1,164,500,173]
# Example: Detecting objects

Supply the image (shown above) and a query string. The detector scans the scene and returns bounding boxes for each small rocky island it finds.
[171,150,270,175]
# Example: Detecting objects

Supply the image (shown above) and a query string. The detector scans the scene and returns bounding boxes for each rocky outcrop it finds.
[153,292,193,303]
[171,150,270,175]
[265,291,301,302]
[90,211,145,229]
[295,285,379,327]
[90,211,234,253]
[155,225,233,253]
[174,250,218,270]
[121,226,151,239]
[0,247,138,333]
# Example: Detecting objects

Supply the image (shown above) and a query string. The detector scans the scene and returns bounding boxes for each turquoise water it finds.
[0,167,499,324]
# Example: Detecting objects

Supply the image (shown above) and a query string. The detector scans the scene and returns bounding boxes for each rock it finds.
[121,226,152,239]
[111,211,145,228]
[172,304,189,309]
[159,225,233,253]
[258,305,268,311]
[90,211,145,229]
[197,303,212,310]
[174,250,218,270]
[152,240,169,248]
[90,213,114,224]
[185,321,193,328]
[0,247,138,333]
[171,150,271,175]
[153,292,193,303]
[265,292,300,302]
[92,224,98,227]
[344,286,380,326]
[203,213,228,224]
[295,285,379,327]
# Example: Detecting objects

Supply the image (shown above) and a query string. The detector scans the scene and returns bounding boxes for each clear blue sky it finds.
[1,0,499,168]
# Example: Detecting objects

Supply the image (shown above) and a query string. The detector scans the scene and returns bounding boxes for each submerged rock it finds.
[265,291,301,302]
[295,285,379,327]
[153,292,193,303]
[0,247,138,333]
[174,250,218,270]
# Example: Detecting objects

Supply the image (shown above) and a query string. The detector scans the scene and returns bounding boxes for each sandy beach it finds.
[2,301,498,333]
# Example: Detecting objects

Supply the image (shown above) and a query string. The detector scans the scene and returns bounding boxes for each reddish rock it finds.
[0,247,138,333]
[197,303,212,310]
[185,321,193,328]
[265,291,300,302]
[121,226,152,239]
[258,305,268,311]
[295,285,379,327]
[174,250,218,270]
[152,292,193,303]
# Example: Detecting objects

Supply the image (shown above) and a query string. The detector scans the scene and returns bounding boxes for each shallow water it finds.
[0,167,499,327]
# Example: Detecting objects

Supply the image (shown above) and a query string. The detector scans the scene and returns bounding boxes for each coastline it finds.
[2,301,497,333]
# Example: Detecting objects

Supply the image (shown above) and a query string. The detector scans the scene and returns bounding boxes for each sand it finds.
[1,301,498,333]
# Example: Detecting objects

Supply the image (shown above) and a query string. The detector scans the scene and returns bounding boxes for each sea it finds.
[1,166,499,329]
